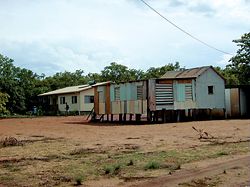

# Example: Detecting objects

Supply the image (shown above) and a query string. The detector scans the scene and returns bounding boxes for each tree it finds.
[0,92,9,115]
[0,54,44,113]
[101,62,132,83]
[143,62,180,79]
[228,32,250,85]
[214,66,240,85]
[43,70,87,91]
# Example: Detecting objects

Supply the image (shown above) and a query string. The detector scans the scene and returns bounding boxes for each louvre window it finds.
[114,87,120,101]
[137,86,143,100]
[185,84,193,100]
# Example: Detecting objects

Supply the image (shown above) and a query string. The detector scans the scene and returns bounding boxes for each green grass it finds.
[144,161,160,170]
[0,136,249,187]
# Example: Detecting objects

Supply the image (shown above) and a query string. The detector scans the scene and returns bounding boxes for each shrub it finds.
[74,175,83,186]
[103,163,121,175]
[127,159,134,166]
[144,161,160,170]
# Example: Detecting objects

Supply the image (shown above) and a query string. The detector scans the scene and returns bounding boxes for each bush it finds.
[74,175,83,186]
[144,161,160,170]
[103,163,121,175]
[127,159,134,166]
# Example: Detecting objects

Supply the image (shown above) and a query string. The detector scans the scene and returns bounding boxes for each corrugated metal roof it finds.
[161,66,211,79]
[39,81,111,96]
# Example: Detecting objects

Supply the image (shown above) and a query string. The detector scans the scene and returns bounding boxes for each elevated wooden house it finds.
[149,66,226,121]
[93,80,147,121]
[93,66,226,122]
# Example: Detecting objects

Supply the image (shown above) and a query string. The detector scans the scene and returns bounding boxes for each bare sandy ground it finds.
[0,116,249,151]
[0,117,250,187]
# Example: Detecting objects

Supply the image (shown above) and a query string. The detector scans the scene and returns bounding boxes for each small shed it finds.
[225,85,250,118]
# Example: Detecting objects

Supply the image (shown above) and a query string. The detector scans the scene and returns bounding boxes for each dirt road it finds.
[130,154,250,187]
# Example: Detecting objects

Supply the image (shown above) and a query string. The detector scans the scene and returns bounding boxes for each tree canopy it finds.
[227,32,250,85]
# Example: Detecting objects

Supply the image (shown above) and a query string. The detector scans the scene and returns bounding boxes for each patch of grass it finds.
[216,151,229,156]
[127,159,134,166]
[103,163,121,175]
[74,175,84,186]
[144,161,160,170]
[104,165,113,174]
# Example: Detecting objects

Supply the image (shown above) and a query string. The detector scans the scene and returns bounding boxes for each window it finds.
[72,96,77,104]
[60,97,65,104]
[84,95,94,103]
[185,84,193,100]
[208,86,214,95]
[137,86,143,100]
[114,87,120,101]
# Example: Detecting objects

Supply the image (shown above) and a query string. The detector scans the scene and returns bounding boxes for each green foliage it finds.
[144,161,160,170]
[143,62,181,79]
[74,175,83,186]
[103,163,121,175]
[0,92,9,115]
[127,159,134,166]
[227,32,250,85]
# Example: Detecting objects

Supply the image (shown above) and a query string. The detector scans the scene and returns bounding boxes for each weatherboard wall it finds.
[195,68,225,109]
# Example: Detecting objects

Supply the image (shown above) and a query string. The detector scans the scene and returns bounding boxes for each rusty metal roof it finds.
[161,66,214,79]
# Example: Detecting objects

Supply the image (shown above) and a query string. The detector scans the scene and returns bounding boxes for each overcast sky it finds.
[0,0,249,76]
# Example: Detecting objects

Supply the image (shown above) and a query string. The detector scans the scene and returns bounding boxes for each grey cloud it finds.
[167,0,185,7]
[188,3,216,17]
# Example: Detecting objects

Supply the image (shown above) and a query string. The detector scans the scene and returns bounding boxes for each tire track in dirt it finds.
[129,155,250,187]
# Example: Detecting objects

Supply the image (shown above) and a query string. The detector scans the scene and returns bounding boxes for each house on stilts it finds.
[92,66,226,122]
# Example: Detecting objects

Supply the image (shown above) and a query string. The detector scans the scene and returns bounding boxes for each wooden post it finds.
[209,109,212,120]
[111,114,114,122]
[135,114,141,122]
[177,110,180,122]
[119,114,122,122]
[106,114,109,122]
[155,111,159,123]
[162,109,166,123]
[123,113,127,122]
[193,109,197,120]
[129,114,133,121]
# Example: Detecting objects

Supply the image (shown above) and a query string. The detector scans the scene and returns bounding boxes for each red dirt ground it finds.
[0,116,250,186]
[0,116,249,151]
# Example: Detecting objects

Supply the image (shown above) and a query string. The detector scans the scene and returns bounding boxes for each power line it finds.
[139,0,232,55]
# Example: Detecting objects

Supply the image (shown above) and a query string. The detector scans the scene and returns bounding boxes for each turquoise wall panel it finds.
[110,85,115,101]
[176,84,185,102]
[120,84,126,101]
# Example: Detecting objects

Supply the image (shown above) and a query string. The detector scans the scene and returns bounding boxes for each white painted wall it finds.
[79,88,94,111]
[58,93,80,112]
[196,68,225,109]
